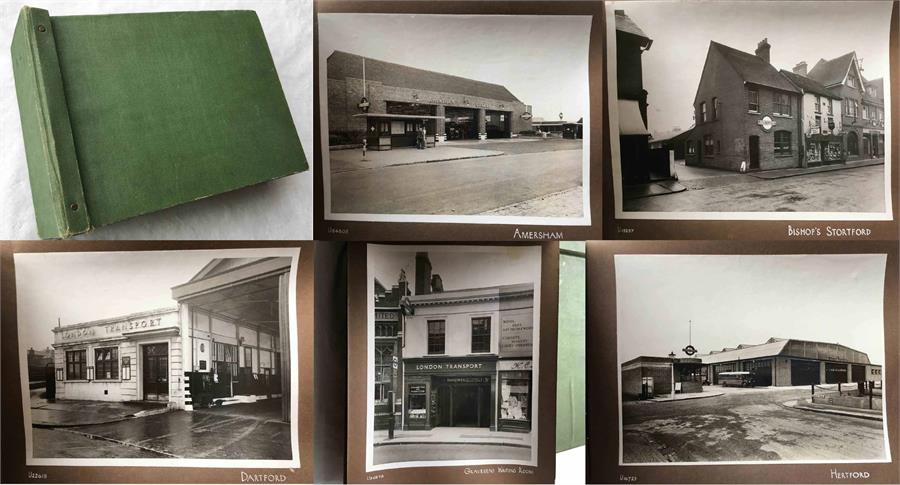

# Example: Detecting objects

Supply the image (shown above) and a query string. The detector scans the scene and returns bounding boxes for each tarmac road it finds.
[373,443,532,465]
[622,387,886,463]
[330,149,583,216]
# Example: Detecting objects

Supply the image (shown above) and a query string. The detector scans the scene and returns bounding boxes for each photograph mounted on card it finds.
[345,243,559,483]
[603,1,899,240]
[586,241,899,483]
[0,242,317,484]
[313,1,603,241]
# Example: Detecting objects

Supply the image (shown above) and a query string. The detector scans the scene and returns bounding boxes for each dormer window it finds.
[848,76,857,88]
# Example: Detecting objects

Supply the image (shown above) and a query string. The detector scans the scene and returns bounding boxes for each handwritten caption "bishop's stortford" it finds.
[788,225,872,237]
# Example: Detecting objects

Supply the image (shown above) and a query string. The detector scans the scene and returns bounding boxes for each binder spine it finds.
[11,7,90,239]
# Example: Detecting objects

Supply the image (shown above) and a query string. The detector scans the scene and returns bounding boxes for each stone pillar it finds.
[847,363,853,384]
[435,105,446,143]
[819,362,826,384]
[179,303,193,411]
[477,108,487,140]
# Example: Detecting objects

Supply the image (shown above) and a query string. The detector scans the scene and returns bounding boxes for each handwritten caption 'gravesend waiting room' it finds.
[788,225,872,237]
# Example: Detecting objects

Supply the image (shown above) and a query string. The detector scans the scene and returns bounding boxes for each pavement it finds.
[624,163,885,213]
[30,391,168,427]
[329,146,504,174]
[479,186,584,217]
[784,398,884,421]
[31,399,292,460]
[642,390,724,403]
[331,139,584,216]
[622,386,886,463]
[624,180,686,200]
[747,158,884,180]
[372,427,532,466]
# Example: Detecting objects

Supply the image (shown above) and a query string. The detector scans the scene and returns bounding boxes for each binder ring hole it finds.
[37,25,46,32]
[70,203,78,211]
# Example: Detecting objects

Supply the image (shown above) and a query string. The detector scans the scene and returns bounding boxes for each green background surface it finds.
[47,9,306,228]
[557,241,586,452]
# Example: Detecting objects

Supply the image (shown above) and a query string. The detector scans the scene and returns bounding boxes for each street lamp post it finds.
[668,351,676,400]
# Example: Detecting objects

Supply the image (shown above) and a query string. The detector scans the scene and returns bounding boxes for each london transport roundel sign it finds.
[683,345,698,356]
[757,115,776,132]
[521,112,533,121]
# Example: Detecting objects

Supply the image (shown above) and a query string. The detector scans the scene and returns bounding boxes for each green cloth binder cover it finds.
[11,6,308,239]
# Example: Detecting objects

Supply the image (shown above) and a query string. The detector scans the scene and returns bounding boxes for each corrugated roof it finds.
[807,52,856,87]
[710,41,799,93]
[779,70,840,99]
[700,339,790,364]
[615,10,651,42]
[327,51,521,103]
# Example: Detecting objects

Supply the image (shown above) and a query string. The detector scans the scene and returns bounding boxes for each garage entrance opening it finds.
[445,107,477,140]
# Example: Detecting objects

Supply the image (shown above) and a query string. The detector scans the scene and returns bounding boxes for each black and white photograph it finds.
[608,1,893,220]
[319,13,591,226]
[14,248,301,467]
[365,244,542,470]
[615,253,890,465]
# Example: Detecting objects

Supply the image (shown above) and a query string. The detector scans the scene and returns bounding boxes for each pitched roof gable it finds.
[779,70,840,99]
[807,51,861,87]
[327,50,522,103]
[709,41,799,93]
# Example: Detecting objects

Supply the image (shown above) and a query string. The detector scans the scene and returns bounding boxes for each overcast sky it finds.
[14,249,297,351]
[319,13,591,121]
[615,254,887,366]
[614,1,893,138]
[369,245,540,296]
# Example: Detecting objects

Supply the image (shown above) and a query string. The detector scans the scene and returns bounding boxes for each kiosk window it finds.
[95,347,118,379]
[471,317,491,353]
[375,346,393,403]
[66,350,86,380]
[427,320,445,354]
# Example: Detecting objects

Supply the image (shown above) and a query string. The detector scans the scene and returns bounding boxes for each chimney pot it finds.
[755,38,771,64]
[792,61,808,76]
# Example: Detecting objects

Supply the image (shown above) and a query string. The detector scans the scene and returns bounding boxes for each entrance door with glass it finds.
[142,343,169,401]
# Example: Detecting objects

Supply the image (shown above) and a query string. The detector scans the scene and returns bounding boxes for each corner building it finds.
[51,258,294,422]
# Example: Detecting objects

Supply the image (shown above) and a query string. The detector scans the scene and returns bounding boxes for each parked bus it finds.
[718,371,754,387]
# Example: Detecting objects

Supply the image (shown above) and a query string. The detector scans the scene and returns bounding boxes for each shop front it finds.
[402,356,497,431]
[355,113,441,150]
[498,359,533,432]
[805,133,844,166]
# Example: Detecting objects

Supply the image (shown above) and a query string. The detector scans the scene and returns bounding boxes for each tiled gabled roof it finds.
[807,52,857,87]
[779,70,841,99]
[327,50,522,103]
[709,41,799,93]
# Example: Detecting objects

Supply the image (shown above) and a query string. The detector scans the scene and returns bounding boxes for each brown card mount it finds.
[345,242,560,483]
[586,240,899,484]
[0,241,318,484]
[602,2,900,241]
[313,1,603,242]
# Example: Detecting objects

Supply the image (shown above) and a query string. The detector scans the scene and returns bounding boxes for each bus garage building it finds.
[699,337,876,387]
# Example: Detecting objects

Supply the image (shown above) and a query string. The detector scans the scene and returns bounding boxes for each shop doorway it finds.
[435,381,491,427]
[143,343,169,401]
[748,136,760,170]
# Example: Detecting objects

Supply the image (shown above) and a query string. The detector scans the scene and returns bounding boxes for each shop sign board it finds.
[500,313,533,357]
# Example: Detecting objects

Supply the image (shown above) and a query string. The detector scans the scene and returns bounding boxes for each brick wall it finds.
[689,49,801,171]
[328,75,531,144]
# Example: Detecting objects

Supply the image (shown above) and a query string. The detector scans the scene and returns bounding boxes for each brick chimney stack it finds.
[793,61,807,76]
[755,38,771,64]
[415,252,432,295]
